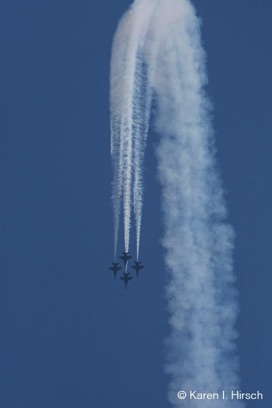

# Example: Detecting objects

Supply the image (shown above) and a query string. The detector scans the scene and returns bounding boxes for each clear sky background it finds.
[1,1,271,407]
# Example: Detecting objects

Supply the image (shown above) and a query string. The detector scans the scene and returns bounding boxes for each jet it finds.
[131,261,144,278]
[119,251,132,268]
[120,272,133,289]
[109,262,122,279]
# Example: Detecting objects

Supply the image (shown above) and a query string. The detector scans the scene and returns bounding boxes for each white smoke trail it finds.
[110,1,156,257]
[110,0,243,406]
[132,55,153,260]
[110,10,135,255]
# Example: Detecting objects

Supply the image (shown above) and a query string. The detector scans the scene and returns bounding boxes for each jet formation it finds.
[108,251,144,289]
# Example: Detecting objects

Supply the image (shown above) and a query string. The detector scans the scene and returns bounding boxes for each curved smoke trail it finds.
[110,1,156,258]
[110,0,243,406]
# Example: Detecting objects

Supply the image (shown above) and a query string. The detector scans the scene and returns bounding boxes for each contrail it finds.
[110,1,156,257]
[110,0,243,406]
[110,10,135,256]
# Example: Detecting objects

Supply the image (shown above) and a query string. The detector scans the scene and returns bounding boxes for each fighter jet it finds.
[131,261,144,278]
[109,262,122,279]
[119,251,132,268]
[120,272,133,289]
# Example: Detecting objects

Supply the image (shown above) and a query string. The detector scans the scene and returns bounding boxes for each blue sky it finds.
[1,1,271,407]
